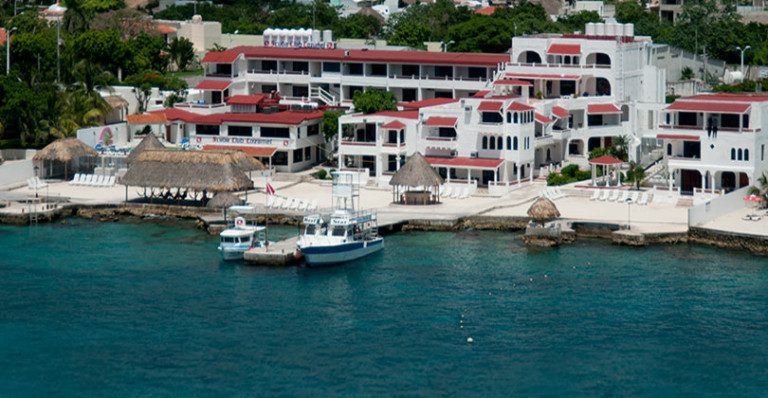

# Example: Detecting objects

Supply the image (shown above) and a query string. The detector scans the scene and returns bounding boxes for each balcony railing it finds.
[340,140,376,146]
[425,136,457,141]
[505,62,612,70]
[382,142,407,147]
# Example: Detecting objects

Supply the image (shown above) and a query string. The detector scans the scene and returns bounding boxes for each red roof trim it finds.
[587,103,622,114]
[398,98,458,110]
[507,102,535,111]
[226,94,267,105]
[477,101,504,112]
[472,90,490,98]
[492,79,533,86]
[547,43,581,55]
[535,113,553,124]
[193,110,324,125]
[551,106,569,119]
[195,80,232,90]
[657,134,700,141]
[371,110,419,120]
[589,155,624,165]
[425,116,458,127]
[425,156,503,169]
[666,101,750,114]
[505,72,581,80]
[202,145,277,157]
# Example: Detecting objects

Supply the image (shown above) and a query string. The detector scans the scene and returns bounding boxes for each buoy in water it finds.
[467,337,474,343]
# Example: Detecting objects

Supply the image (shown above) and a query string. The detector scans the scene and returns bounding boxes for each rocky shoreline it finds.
[1,204,766,256]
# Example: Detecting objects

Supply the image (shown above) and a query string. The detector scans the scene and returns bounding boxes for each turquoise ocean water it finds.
[1,220,767,396]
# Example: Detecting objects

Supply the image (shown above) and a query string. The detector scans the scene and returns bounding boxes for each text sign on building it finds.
[192,135,290,147]
[262,28,335,49]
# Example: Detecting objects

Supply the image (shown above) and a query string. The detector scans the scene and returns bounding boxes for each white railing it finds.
[487,179,528,196]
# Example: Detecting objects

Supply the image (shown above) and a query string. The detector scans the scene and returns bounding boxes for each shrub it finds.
[560,164,580,178]
[316,169,327,180]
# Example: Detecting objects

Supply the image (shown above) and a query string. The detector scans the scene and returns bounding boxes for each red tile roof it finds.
[381,120,406,129]
[505,72,581,80]
[195,80,232,90]
[587,103,622,114]
[156,25,177,34]
[666,100,751,114]
[425,156,503,169]
[657,134,700,141]
[226,94,267,105]
[0,28,6,47]
[398,97,458,110]
[472,90,490,98]
[547,43,581,55]
[683,93,768,102]
[477,101,504,112]
[371,110,420,119]
[474,6,497,15]
[492,79,533,86]
[127,113,167,124]
[203,145,277,157]
[149,108,201,123]
[535,113,553,124]
[424,116,458,127]
[589,155,624,165]
[507,102,535,111]
[201,46,509,67]
[193,110,324,125]
[551,106,569,119]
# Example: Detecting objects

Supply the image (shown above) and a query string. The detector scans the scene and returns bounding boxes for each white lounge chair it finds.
[281,197,292,210]
[618,190,629,203]
[308,199,317,212]
[297,200,308,212]
[598,190,610,201]
[606,190,619,202]
[69,173,82,185]
[97,175,108,187]
[93,175,105,187]
[629,191,639,203]
[459,187,470,199]
[590,189,601,201]
[637,192,648,206]
[266,195,276,208]
[289,198,300,211]
[272,196,284,209]
[107,175,116,187]
[442,186,452,198]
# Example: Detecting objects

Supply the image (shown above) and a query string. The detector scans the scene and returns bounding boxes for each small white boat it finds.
[218,207,268,261]
[297,171,383,267]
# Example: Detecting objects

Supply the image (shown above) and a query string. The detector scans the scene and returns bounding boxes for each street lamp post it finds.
[736,45,751,76]
[441,40,455,53]
[6,27,17,75]
[625,196,633,230]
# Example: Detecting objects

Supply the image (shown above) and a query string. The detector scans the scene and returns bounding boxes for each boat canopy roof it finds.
[221,226,265,237]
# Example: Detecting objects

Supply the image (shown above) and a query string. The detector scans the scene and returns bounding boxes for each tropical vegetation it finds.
[546,164,593,186]
[747,172,768,208]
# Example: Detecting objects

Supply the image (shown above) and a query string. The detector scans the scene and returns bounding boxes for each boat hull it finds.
[300,238,384,267]
[218,245,249,261]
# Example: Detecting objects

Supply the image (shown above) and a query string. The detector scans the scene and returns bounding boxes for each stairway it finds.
[310,86,338,106]
[676,196,694,207]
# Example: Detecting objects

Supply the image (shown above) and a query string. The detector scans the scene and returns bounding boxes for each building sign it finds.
[192,135,290,147]
[262,28,335,49]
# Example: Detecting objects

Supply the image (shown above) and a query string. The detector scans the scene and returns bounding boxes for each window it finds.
[506,136,511,150]
[482,112,503,124]
[261,127,290,138]
[292,62,309,73]
[468,67,486,79]
[438,127,456,138]
[323,62,340,72]
[513,113,518,123]
[370,64,387,76]
[678,112,697,126]
[292,86,309,97]
[497,137,503,149]
[228,125,252,137]
[434,66,453,78]
[731,148,736,160]
[307,123,319,136]
[506,112,512,123]
[721,114,740,128]
[744,148,749,161]
[401,64,419,76]
[489,136,496,150]
[762,144,765,161]
[293,148,304,163]
[402,88,417,102]
[666,113,671,125]
[304,146,311,160]
[388,155,398,172]
[347,63,363,75]
[261,60,277,72]
[196,124,220,135]
[272,151,288,166]
[261,85,277,94]
[482,136,488,149]
[738,148,743,161]
[513,136,518,150]
[332,226,346,237]
[743,114,749,128]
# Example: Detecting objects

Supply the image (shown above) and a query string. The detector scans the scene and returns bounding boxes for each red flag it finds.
[266,183,276,195]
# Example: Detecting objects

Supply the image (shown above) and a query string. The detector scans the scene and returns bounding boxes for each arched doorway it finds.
[585,52,611,66]
[721,171,736,192]
[518,51,542,64]
[596,78,611,96]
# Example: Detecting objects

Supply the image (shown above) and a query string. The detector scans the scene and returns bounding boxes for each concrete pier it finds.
[243,236,303,266]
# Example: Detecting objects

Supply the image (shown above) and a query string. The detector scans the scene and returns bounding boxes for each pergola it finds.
[589,155,624,186]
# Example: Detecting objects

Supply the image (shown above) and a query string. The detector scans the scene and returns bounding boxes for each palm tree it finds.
[748,172,768,209]
[626,161,646,190]
[612,135,630,161]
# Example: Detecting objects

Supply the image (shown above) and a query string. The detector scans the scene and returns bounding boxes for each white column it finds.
[711,172,716,191]
[700,171,706,192]
[668,168,674,190]
[516,163,521,183]
[591,164,597,186]
[529,163,534,182]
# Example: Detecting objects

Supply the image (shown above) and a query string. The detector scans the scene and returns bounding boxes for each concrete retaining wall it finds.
[0,159,34,189]
[688,186,749,227]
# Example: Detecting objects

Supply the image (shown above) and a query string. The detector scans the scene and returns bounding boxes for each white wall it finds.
[0,159,34,189]
[76,123,129,148]
[688,186,749,226]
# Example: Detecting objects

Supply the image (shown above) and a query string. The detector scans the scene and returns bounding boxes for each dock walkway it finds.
[243,236,302,266]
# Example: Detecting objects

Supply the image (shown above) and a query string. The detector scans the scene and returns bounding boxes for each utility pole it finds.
[57,19,61,83]
[6,27,17,75]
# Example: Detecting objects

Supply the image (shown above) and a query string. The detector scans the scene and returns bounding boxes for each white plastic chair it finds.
[289,199,300,211]
[451,187,461,199]
[618,190,629,203]
[442,186,452,198]
[590,189,601,201]
[272,196,284,209]
[460,187,470,199]
[266,195,276,208]
[598,190,610,201]
[107,176,116,186]
[638,192,648,206]
[282,198,293,210]
[629,191,639,203]
[69,173,82,185]
[308,199,317,212]
[297,201,307,212]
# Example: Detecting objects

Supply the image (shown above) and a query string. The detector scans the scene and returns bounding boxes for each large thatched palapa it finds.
[126,133,165,165]
[33,138,99,179]
[389,152,444,205]
[527,196,561,222]
[122,150,264,192]
[206,192,244,208]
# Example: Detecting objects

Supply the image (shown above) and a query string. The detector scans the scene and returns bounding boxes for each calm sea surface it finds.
[0,220,767,397]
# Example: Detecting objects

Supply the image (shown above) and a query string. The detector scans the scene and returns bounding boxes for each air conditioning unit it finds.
[470,152,478,158]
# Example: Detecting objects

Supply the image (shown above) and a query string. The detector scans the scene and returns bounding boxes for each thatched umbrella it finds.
[207,192,244,208]
[389,152,444,204]
[527,196,561,222]
[33,138,99,179]
[121,150,263,194]
[126,133,165,165]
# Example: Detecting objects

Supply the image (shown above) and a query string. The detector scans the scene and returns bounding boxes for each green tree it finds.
[352,89,397,114]
[168,37,195,71]
[71,29,129,76]
[558,11,602,32]
[126,32,169,75]
[333,14,382,39]
[681,66,694,80]
[612,135,630,161]
[62,0,94,35]
[625,161,646,189]
[747,172,768,208]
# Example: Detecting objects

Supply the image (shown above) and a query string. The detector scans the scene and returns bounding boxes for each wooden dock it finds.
[243,236,303,266]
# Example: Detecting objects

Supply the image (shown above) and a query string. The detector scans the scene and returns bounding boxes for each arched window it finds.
[513,136,518,150]
[489,136,496,150]
[497,136,503,149]
[738,148,743,160]
[666,113,671,125]
[513,113,518,123]
[744,149,749,161]
[482,136,487,149]
[731,148,736,160]
[506,112,512,123]
[506,136,511,150]
[668,144,673,156]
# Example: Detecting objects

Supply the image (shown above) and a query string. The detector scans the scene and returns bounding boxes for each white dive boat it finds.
[298,172,383,267]
[218,206,268,261]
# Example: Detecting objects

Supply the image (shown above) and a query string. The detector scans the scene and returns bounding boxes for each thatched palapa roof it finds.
[207,192,244,208]
[33,138,99,162]
[389,152,444,188]
[121,150,265,192]
[126,133,165,165]
[527,197,561,222]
